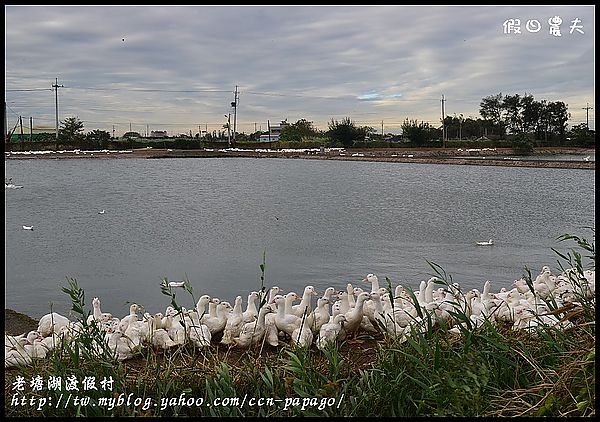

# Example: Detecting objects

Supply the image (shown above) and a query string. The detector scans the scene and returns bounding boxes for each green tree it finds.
[568,123,595,147]
[122,131,141,139]
[327,117,366,147]
[280,119,321,143]
[479,93,506,137]
[86,129,111,149]
[401,118,439,146]
[58,116,85,145]
[501,93,522,134]
[546,101,570,144]
[510,133,534,154]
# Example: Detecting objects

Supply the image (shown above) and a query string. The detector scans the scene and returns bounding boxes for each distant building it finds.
[259,120,288,142]
[150,130,168,138]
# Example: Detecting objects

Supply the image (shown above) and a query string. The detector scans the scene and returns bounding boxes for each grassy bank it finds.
[4,232,595,417]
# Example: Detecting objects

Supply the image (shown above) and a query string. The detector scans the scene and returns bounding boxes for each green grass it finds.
[4,230,595,417]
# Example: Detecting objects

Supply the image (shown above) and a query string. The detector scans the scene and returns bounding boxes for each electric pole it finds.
[30,117,33,142]
[52,77,64,140]
[582,103,593,128]
[441,94,446,148]
[231,85,239,142]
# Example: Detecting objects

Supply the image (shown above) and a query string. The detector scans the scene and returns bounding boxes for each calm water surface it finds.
[4,157,595,319]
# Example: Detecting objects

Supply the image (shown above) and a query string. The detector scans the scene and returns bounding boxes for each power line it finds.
[63,86,234,93]
[5,88,53,92]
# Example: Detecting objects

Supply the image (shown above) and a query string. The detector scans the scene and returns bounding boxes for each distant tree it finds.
[280,119,321,143]
[58,116,85,145]
[122,131,141,139]
[511,133,534,155]
[546,101,570,144]
[502,94,525,134]
[568,123,595,147]
[479,93,506,137]
[86,129,111,149]
[401,118,439,146]
[521,94,541,134]
[327,117,366,147]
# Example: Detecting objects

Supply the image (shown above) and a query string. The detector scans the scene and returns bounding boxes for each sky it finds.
[4,5,595,137]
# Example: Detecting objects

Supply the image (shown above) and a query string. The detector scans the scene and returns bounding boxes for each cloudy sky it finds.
[5,5,595,137]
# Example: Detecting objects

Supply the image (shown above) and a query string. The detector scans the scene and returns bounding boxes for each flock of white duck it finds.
[5,266,595,368]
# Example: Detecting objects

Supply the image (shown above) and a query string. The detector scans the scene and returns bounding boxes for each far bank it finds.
[4,146,596,170]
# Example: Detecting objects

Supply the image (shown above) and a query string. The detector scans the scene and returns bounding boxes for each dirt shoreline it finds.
[4,147,595,169]
[4,309,39,336]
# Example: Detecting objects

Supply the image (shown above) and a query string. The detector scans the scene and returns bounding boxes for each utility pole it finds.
[231,85,239,142]
[147,124,149,138]
[582,103,593,128]
[381,120,384,140]
[30,117,33,142]
[441,94,446,148]
[112,125,115,139]
[52,77,64,140]
[19,116,23,141]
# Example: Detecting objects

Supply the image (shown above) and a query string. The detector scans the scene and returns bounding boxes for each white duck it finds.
[343,291,371,339]
[38,312,71,338]
[221,295,245,345]
[187,311,212,349]
[148,313,177,350]
[5,337,32,367]
[283,292,299,315]
[106,329,138,361]
[533,267,557,299]
[322,286,338,303]
[233,304,273,348]
[310,297,331,333]
[201,298,226,336]
[195,294,212,319]
[292,286,318,318]
[267,286,281,304]
[512,277,531,294]
[290,324,313,348]
[370,292,405,339]
[118,303,141,332]
[346,283,356,308]
[316,314,347,350]
[243,291,260,323]
[363,273,380,293]
[87,297,113,326]
[273,296,302,337]
[162,313,187,346]
[336,291,351,315]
